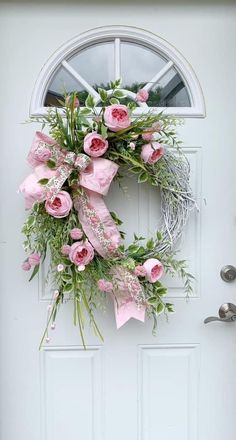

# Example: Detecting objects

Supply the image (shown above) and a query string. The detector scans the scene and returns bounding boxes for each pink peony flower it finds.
[103,104,131,132]
[45,191,72,218]
[21,261,31,271]
[69,240,94,267]
[97,279,113,292]
[70,228,83,240]
[28,253,40,266]
[61,244,71,255]
[19,164,56,210]
[83,132,108,157]
[134,265,147,277]
[143,258,164,283]
[142,131,154,141]
[141,142,164,165]
[136,88,149,102]
[27,132,56,168]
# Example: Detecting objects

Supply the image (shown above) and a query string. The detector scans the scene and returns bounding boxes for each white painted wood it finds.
[143,60,174,92]
[1,4,236,440]
[114,38,121,81]
[61,60,100,100]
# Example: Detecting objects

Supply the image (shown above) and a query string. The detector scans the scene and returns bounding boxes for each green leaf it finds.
[166,303,175,313]
[80,108,91,115]
[27,216,35,227]
[98,88,108,102]
[138,172,148,183]
[101,124,108,139]
[127,244,139,253]
[147,296,157,305]
[146,238,154,250]
[156,231,163,241]
[46,159,56,169]
[110,211,123,225]
[85,95,95,109]
[61,273,72,282]
[38,178,49,185]
[110,97,120,105]
[63,284,73,294]
[113,90,124,98]
[156,302,165,314]
[28,264,39,282]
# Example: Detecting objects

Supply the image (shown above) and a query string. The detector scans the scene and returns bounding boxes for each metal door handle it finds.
[204,302,236,324]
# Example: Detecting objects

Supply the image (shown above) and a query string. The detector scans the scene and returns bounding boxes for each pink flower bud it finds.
[57,264,64,272]
[21,261,31,271]
[129,142,136,150]
[61,244,71,255]
[28,253,40,266]
[136,89,149,102]
[70,228,83,240]
[77,265,85,272]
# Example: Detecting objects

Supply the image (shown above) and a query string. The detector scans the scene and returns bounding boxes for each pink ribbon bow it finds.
[25,132,146,326]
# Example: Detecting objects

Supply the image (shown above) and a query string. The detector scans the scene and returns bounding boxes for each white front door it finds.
[1,3,236,440]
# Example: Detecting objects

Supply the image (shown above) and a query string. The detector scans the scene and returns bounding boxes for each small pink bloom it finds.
[57,264,64,272]
[51,323,56,330]
[134,265,147,277]
[77,265,85,272]
[61,244,71,255]
[83,132,108,157]
[141,142,164,165]
[142,131,154,141]
[104,104,131,132]
[21,261,31,271]
[143,258,164,283]
[45,191,72,218]
[129,142,136,150]
[136,88,149,102]
[69,241,94,267]
[28,253,40,266]
[97,279,113,293]
[70,228,83,240]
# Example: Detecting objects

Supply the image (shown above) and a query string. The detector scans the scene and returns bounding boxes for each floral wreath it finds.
[19,80,195,347]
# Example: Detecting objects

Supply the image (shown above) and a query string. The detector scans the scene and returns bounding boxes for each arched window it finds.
[30,26,205,117]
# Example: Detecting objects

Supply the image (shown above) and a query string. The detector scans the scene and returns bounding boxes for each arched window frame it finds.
[30,25,205,118]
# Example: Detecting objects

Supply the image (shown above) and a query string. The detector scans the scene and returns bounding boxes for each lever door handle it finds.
[204,302,236,324]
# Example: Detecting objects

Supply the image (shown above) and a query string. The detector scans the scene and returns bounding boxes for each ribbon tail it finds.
[44,164,71,202]
[114,299,146,329]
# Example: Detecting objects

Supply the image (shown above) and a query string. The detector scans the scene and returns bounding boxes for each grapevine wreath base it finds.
[19,80,195,347]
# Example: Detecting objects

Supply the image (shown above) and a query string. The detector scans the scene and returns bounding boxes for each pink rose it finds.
[69,240,94,267]
[97,279,113,293]
[19,164,56,209]
[27,132,56,168]
[21,261,31,271]
[45,191,72,218]
[141,142,164,164]
[134,265,147,277]
[61,244,71,255]
[83,132,108,157]
[143,258,164,283]
[28,253,40,266]
[70,228,83,240]
[104,104,131,132]
[136,89,149,102]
